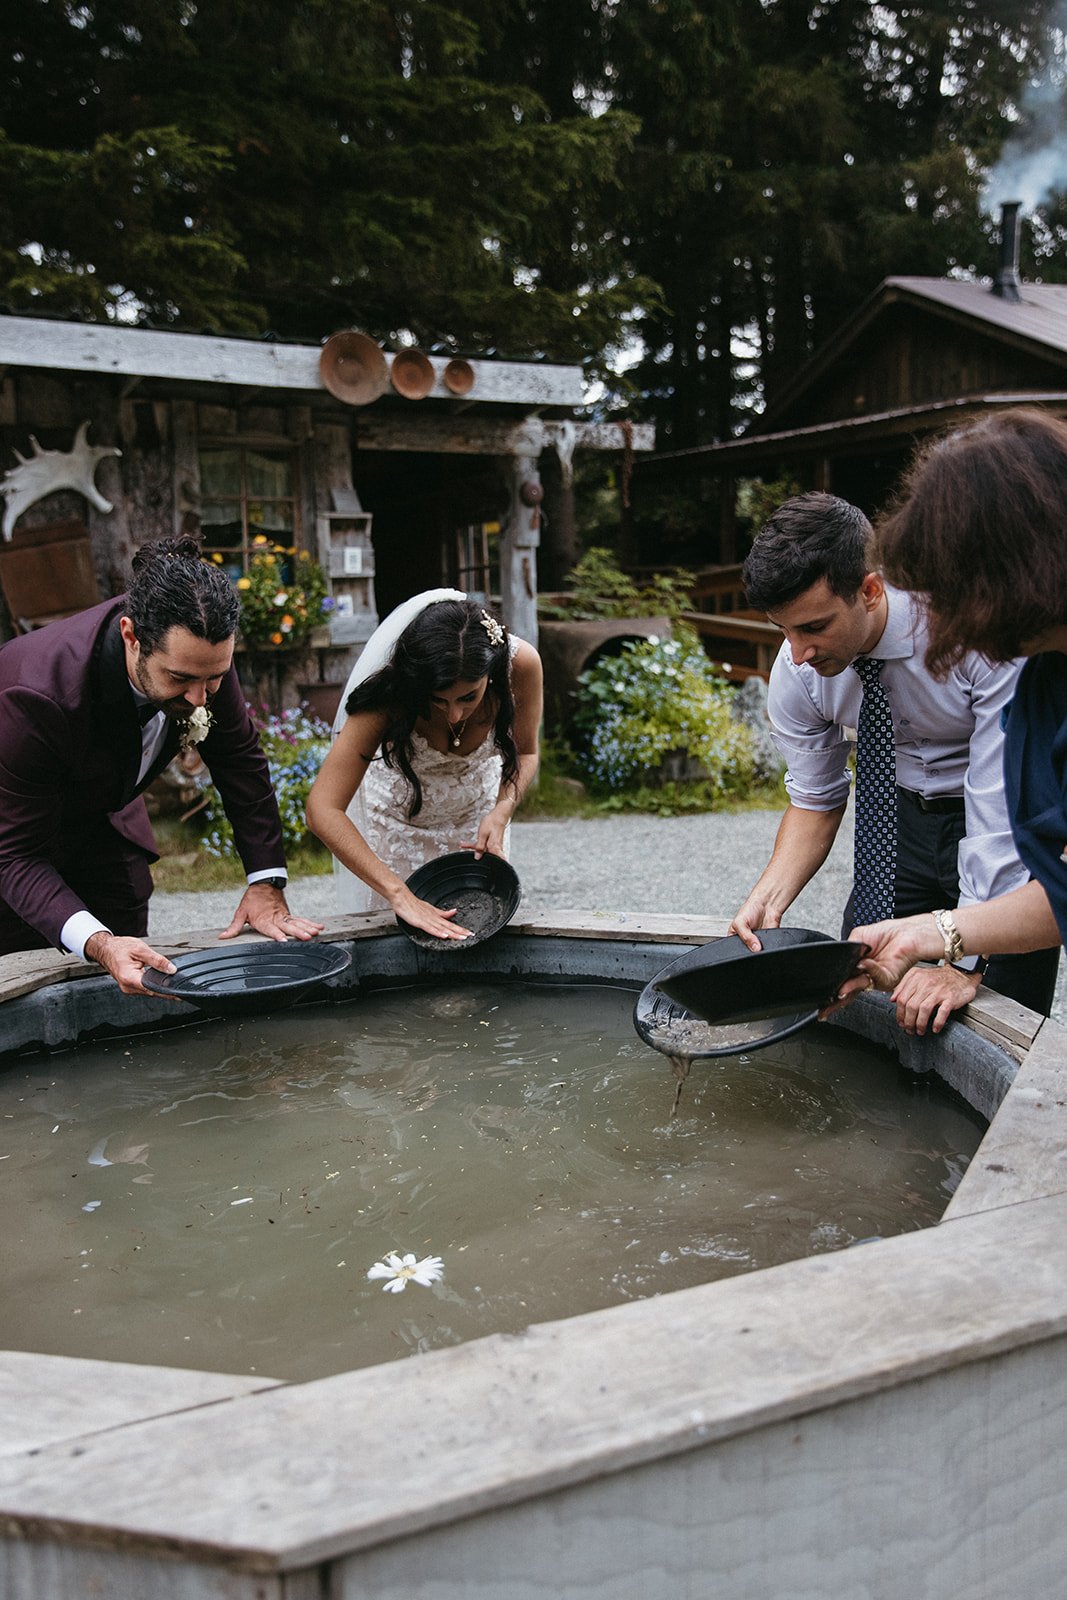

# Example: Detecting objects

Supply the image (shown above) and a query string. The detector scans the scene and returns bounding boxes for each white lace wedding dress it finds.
[334,637,520,913]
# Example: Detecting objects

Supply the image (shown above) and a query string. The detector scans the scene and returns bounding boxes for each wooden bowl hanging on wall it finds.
[390,348,436,400]
[319,330,389,406]
[443,358,476,396]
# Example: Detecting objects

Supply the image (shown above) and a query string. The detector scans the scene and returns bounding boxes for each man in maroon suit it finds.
[0,536,323,993]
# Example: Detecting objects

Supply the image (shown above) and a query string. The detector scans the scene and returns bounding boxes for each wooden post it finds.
[501,440,542,647]
[718,474,737,564]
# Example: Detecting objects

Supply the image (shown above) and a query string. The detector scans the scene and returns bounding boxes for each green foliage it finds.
[592,776,786,819]
[516,734,599,819]
[234,542,331,649]
[539,547,694,621]
[572,626,759,799]
[735,475,804,543]
[0,0,652,356]
[596,0,1057,447]
[199,706,330,860]
[1,0,1058,449]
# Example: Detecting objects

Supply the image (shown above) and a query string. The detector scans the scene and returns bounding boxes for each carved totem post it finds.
[500,418,543,648]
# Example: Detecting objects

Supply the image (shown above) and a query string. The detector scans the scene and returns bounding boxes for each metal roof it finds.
[883,275,1067,358]
[755,274,1067,431]
[642,273,1067,470]
[645,391,1067,467]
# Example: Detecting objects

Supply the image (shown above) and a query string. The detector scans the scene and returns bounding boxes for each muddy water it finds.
[0,982,983,1382]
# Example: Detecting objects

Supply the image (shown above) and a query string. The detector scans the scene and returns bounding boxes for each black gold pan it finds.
[141,942,352,1016]
[633,927,868,1060]
[397,852,522,950]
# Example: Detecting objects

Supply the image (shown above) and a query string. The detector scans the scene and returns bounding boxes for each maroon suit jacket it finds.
[0,597,285,950]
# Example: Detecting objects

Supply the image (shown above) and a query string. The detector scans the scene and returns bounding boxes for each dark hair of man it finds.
[126,536,241,656]
[741,492,873,611]
[344,599,518,817]
[875,408,1067,675]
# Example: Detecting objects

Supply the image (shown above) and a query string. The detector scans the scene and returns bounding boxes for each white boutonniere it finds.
[179,705,213,752]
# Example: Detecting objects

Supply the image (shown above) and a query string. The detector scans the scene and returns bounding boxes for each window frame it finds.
[197,437,303,574]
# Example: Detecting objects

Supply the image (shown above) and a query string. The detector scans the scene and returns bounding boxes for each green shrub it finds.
[516,734,599,818]
[199,705,331,860]
[572,626,759,798]
[538,547,694,621]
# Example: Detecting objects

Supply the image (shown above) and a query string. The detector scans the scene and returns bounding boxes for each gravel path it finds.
[147,808,855,942]
[148,804,1066,1022]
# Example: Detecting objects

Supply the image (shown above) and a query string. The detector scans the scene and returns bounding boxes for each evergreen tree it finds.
[600,0,1059,446]
[0,0,644,355]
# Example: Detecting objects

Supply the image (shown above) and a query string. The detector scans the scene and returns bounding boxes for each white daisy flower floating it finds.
[367,1251,444,1293]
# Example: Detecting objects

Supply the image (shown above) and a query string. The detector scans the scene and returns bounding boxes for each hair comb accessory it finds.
[480,610,505,646]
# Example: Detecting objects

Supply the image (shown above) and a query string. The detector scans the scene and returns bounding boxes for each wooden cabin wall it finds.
[792,307,1067,428]
[0,372,132,596]
[0,380,343,641]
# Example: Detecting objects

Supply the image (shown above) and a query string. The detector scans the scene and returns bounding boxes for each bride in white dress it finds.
[306,590,543,939]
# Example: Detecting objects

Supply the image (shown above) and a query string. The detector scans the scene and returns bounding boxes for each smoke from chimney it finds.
[983,4,1067,213]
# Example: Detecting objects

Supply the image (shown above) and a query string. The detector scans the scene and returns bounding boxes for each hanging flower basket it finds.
[228,538,333,649]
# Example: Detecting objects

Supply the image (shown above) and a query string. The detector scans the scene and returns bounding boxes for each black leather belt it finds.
[898,785,965,815]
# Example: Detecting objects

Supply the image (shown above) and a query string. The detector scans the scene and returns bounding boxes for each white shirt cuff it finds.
[247,869,288,886]
[61,910,111,963]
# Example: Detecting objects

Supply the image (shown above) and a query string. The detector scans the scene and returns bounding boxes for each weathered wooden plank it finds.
[0,1192,1065,1571]
[0,1351,282,1459]
[355,417,654,456]
[562,420,657,451]
[0,1542,296,1600]
[171,399,201,537]
[0,317,584,409]
[944,1016,1067,1219]
[509,909,728,943]
[960,982,1044,1051]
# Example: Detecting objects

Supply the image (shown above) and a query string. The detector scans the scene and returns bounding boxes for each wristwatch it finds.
[261,876,288,891]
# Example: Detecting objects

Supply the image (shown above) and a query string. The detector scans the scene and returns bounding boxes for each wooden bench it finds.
[679,608,781,682]
[686,564,748,614]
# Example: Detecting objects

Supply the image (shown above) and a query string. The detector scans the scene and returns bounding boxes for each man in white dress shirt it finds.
[730,492,1059,1031]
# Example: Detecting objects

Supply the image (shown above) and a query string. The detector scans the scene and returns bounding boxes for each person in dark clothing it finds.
[0,535,322,993]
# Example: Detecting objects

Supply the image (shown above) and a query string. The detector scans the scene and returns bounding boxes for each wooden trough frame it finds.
[2,911,1066,1599]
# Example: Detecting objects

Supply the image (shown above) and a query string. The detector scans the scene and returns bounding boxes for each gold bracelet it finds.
[931,908,964,966]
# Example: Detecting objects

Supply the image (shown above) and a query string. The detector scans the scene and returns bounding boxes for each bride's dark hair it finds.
[344,599,518,816]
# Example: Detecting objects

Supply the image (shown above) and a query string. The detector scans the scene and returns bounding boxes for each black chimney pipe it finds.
[992,200,1023,302]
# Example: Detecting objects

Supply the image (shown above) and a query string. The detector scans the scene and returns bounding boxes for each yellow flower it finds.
[297,549,310,561]
[253,534,268,546]
[263,554,275,566]
[236,576,251,590]
[211,552,224,564]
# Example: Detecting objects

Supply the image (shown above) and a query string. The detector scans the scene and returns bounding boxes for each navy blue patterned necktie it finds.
[851,656,897,924]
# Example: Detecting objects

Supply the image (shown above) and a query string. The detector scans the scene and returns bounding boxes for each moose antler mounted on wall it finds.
[1,421,121,539]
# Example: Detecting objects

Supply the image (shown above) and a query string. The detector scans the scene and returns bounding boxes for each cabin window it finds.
[455,520,500,603]
[198,446,300,577]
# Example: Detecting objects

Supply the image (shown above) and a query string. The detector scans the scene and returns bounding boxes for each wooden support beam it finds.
[500,452,541,645]
[0,316,586,409]
[355,417,655,457]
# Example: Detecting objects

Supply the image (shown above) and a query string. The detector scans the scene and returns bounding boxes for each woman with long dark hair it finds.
[306,590,542,939]
[847,407,1067,1018]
